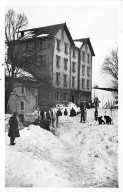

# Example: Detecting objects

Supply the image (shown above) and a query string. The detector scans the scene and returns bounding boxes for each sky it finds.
[1,0,122,102]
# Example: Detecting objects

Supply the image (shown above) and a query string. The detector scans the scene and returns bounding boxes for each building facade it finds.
[9,23,95,110]
[6,78,38,115]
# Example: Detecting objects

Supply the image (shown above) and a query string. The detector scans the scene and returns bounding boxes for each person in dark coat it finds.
[70,107,76,117]
[8,112,20,145]
[56,109,62,125]
[94,109,98,121]
[80,102,86,123]
[40,109,45,120]
[64,108,68,116]
[42,111,51,131]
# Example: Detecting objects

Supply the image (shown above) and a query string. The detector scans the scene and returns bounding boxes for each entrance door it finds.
[70,95,74,103]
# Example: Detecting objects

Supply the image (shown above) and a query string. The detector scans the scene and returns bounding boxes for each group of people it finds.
[8,99,112,146]
[34,108,63,131]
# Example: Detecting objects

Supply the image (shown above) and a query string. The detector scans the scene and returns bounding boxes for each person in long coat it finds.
[70,107,76,117]
[80,102,86,123]
[64,108,68,116]
[8,112,20,145]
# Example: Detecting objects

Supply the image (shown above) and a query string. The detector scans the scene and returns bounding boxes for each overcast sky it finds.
[2,0,122,102]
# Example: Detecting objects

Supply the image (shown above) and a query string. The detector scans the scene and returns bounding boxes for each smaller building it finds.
[6,77,38,121]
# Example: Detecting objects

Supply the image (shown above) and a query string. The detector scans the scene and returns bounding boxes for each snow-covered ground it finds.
[5,107,118,188]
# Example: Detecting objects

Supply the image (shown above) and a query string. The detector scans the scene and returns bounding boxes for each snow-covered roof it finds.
[74,41,82,48]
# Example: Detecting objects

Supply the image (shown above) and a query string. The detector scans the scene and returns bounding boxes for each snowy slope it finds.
[5,108,118,188]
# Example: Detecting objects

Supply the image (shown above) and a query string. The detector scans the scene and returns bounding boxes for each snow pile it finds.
[5,125,72,187]
[37,34,49,37]
[58,108,118,187]
[24,110,38,122]
[55,102,80,115]
[5,108,118,187]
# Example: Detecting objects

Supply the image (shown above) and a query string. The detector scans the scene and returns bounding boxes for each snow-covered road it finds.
[5,108,118,187]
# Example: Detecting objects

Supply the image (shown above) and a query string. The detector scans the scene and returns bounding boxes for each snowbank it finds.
[5,125,72,187]
[5,108,118,187]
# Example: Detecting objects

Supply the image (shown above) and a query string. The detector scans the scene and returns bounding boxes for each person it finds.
[80,102,86,123]
[70,107,76,117]
[40,109,45,120]
[8,112,20,145]
[50,108,56,128]
[64,108,68,116]
[94,108,98,121]
[56,109,62,125]
[42,111,51,131]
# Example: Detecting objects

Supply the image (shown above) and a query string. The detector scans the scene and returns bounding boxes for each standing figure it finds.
[8,112,20,145]
[40,109,45,120]
[56,109,62,125]
[64,108,68,116]
[94,109,98,121]
[70,107,76,117]
[80,102,86,123]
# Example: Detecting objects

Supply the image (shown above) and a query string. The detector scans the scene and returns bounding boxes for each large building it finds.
[8,23,95,110]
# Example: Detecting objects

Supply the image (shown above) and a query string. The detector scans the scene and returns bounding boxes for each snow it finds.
[74,42,82,48]
[5,107,118,187]
[37,34,49,37]
[55,102,80,115]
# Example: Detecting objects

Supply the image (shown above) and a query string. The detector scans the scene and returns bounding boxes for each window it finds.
[82,78,85,89]
[72,76,75,88]
[40,40,47,49]
[87,80,90,89]
[63,74,67,86]
[21,85,24,93]
[21,101,24,110]
[64,58,68,70]
[72,62,76,73]
[87,54,90,63]
[64,43,68,54]
[40,55,47,65]
[56,72,60,85]
[56,55,61,68]
[82,51,85,62]
[82,65,85,75]
[56,39,61,51]
[63,93,67,101]
[55,92,60,101]
[73,48,76,58]
[87,67,90,77]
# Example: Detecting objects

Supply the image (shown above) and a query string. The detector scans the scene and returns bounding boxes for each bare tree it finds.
[101,47,118,90]
[5,9,37,113]
[5,9,28,42]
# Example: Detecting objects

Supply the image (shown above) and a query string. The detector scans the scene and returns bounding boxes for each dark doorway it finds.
[70,95,74,103]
